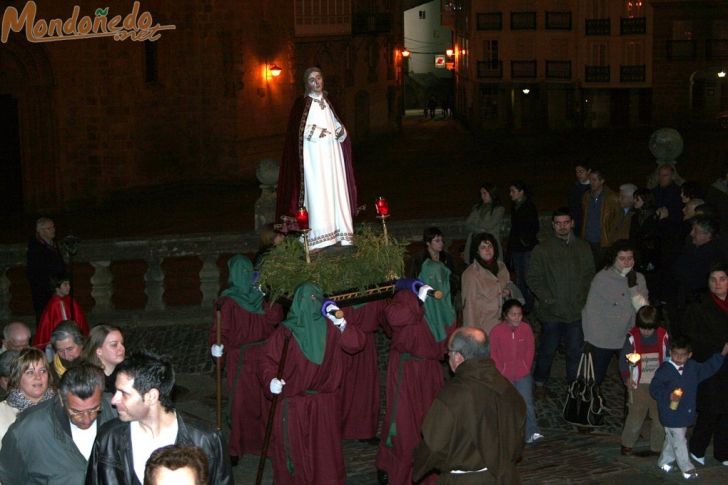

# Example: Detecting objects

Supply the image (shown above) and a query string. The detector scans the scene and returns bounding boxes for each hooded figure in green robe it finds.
[220,255,265,314]
[282,282,328,364]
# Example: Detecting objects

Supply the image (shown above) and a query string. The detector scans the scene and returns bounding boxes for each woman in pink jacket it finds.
[490,299,542,443]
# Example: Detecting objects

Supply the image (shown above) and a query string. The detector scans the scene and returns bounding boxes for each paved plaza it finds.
[125,318,727,484]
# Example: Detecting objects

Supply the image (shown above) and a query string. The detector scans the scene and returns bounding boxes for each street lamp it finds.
[522,88,531,95]
[398,49,410,126]
[719,70,726,78]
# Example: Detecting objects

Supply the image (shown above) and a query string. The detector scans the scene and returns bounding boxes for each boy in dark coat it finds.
[649,337,728,479]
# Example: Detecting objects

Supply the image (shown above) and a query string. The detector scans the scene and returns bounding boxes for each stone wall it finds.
[0,0,402,211]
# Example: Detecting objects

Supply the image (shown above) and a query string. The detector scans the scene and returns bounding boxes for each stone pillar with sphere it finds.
[646,128,685,188]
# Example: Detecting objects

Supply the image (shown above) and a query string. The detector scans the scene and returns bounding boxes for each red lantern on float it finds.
[296,207,309,230]
[375,197,390,217]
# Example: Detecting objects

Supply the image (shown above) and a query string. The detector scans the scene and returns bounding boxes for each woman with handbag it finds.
[582,239,649,385]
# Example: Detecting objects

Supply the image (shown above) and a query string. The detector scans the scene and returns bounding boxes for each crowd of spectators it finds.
[2,159,728,484]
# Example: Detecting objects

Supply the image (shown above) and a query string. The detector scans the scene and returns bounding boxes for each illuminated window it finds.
[626,1,644,18]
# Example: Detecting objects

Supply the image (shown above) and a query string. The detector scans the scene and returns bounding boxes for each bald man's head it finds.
[447,327,489,371]
[2,322,31,352]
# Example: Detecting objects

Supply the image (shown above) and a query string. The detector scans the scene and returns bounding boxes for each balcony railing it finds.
[620,65,646,82]
[621,17,647,35]
[706,39,728,59]
[0,219,477,320]
[477,12,502,31]
[477,60,503,79]
[352,13,391,34]
[585,65,610,82]
[585,18,610,36]
[546,11,572,30]
[294,0,351,36]
[511,60,537,78]
[667,40,696,60]
[546,61,571,79]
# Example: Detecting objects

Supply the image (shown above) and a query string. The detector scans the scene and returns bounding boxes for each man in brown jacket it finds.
[581,168,621,267]
[413,328,526,484]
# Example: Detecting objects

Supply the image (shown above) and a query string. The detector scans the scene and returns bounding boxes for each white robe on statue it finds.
[303,93,354,250]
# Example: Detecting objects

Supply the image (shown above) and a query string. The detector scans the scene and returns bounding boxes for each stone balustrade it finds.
[0,215,551,321]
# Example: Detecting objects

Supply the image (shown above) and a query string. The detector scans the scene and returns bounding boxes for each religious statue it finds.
[276,67,358,251]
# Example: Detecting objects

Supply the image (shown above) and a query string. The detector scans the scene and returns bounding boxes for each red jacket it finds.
[489,321,535,382]
[621,326,668,383]
[33,295,89,348]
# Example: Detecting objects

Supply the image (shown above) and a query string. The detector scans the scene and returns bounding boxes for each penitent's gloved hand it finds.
[417,284,434,303]
[210,344,224,358]
[324,303,347,332]
[269,378,286,395]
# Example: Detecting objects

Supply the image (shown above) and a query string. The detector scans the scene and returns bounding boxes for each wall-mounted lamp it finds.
[719,70,726,78]
[446,48,454,57]
[269,64,282,77]
[402,49,411,58]
[522,88,531,95]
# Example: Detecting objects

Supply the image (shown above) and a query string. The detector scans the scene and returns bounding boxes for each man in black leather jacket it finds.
[85,351,232,485]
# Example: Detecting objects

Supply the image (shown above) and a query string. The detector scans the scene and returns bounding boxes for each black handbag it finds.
[562,351,606,427]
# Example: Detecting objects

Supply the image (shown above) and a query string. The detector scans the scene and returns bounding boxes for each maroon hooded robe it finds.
[208,297,283,457]
[340,300,387,440]
[375,291,456,485]
[258,321,366,484]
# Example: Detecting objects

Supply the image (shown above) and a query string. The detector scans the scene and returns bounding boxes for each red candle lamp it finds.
[375,196,391,244]
[375,196,390,217]
[296,207,309,231]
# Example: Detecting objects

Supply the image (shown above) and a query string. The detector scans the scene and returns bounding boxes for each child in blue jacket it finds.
[649,336,728,479]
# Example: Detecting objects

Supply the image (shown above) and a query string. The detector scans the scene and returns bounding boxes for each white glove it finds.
[269,378,286,395]
[210,344,224,358]
[417,284,434,303]
[325,304,347,332]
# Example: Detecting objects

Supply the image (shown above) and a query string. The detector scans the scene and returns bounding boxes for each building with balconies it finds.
[445,0,653,131]
[651,0,728,126]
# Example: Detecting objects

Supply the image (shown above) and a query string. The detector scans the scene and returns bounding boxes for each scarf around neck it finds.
[711,292,728,314]
[475,255,500,277]
[6,387,55,412]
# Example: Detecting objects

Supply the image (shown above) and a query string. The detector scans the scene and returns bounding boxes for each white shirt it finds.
[70,420,97,461]
[130,417,179,483]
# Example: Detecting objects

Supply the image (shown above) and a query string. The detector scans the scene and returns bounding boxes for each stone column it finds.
[145,256,166,312]
[90,261,114,314]
[199,254,220,309]
[0,266,11,320]
[255,158,280,230]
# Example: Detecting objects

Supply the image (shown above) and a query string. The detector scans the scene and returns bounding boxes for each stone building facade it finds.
[444,0,653,131]
[651,0,728,126]
[0,0,403,213]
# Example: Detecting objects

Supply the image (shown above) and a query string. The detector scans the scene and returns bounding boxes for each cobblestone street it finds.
[124,319,727,484]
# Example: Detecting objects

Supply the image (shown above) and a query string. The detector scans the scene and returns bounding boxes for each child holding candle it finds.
[618,305,669,456]
[490,299,542,443]
[649,336,728,479]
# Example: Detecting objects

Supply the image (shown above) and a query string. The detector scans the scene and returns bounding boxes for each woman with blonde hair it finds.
[0,348,55,448]
[82,325,125,393]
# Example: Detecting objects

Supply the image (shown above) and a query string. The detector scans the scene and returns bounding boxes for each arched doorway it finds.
[0,37,59,213]
[689,68,727,122]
